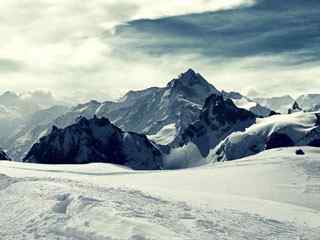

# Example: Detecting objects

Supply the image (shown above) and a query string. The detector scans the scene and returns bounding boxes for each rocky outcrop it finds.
[173,93,256,157]
[24,116,163,170]
[0,148,10,160]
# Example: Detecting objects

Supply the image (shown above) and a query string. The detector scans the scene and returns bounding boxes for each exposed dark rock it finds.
[266,133,295,150]
[308,139,320,147]
[0,148,10,160]
[23,117,163,170]
[288,101,303,114]
[173,93,256,157]
[295,149,305,155]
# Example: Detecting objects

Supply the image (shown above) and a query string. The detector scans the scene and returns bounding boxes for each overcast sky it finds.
[0,0,319,102]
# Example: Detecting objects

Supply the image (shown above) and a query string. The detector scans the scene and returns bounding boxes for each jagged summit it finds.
[174,93,256,157]
[24,116,163,170]
[167,69,218,92]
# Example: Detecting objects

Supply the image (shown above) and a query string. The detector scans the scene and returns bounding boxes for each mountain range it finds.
[1,69,320,168]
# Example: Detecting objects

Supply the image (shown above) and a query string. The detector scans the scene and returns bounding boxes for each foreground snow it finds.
[1,147,320,239]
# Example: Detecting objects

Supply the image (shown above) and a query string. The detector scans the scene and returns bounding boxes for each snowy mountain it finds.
[0,148,9,160]
[222,91,274,117]
[254,95,295,113]
[3,69,275,160]
[296,94,320,110]
[5,69,220,160]
[211,111,320,161]
[0,90,63,116]
[95,68,220,135]
[0,105,23,146]
[4,105,70,160]
[172,93,256,158]
[24,116,163,170]
[0,91,67,146]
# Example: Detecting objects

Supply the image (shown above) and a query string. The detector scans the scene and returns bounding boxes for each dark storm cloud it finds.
[113,0,320,62]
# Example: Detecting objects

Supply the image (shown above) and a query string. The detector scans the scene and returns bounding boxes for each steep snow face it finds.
[1,147,320,239]
[0,148,9,160]
[148,123,177,145]
[254,95,295,113]
[24,116,163,170]
[173,94,256,158]
[296,94,320,110]
[212,111,320,161]
[222,91,273,117]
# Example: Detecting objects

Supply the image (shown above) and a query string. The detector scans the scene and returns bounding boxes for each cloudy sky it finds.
[0,0,319,102]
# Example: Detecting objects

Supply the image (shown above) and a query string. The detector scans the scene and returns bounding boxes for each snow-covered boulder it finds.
[24,116,163,170]
[173,93,256,157]
[0,148,9,160]
[211,112,320,161]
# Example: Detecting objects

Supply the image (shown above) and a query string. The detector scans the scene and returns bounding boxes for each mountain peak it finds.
[166,69,219,98]
[182,68,197,78]
[168,69,205,87]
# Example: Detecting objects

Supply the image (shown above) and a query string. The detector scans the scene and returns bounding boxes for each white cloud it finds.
[0,0,255,101]
[4,0,319,103]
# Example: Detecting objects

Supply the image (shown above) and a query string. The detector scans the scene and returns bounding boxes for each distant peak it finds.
[179,68,198,82]
[184,68,196,77]
[167,68,210,89]
[1,91,18,98]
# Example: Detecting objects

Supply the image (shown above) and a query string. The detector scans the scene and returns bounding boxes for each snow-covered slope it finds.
[296,94,320,110]
[211,111,320,161]
[0,105,23,146]
[0,147,320,239]
[0,91,69,155]
[222,91,274,117]
[172,94,256,158]
[24,116,163,170]
[254,95,295,113]
[3,105,70,160]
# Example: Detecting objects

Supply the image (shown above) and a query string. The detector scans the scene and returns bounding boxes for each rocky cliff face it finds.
[24,116,163,170]
[172,94,256,157]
